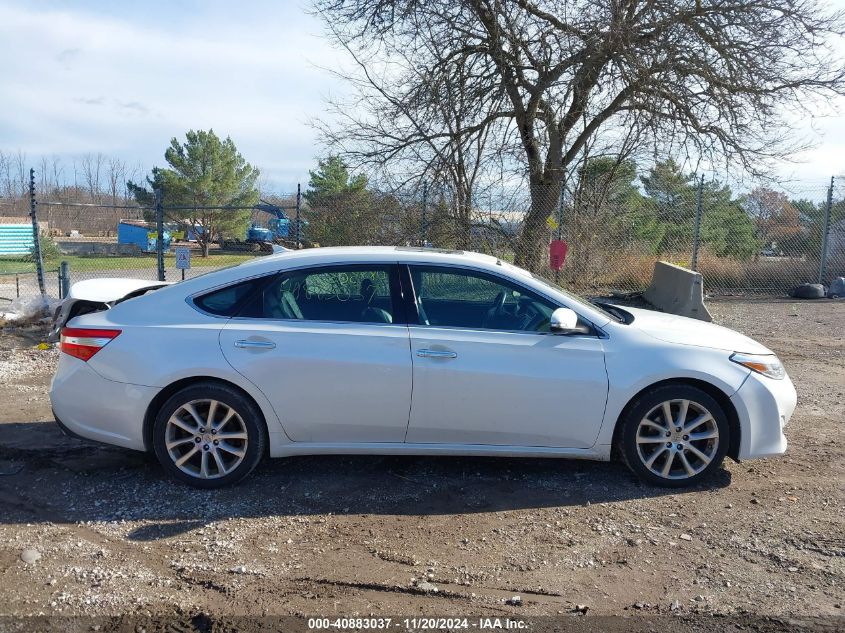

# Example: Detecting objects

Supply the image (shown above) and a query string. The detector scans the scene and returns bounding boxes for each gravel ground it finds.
[0,300,842,631]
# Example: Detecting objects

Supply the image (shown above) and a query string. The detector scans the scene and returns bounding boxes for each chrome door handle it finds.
[416,348,457,359]
[234,340,276,349]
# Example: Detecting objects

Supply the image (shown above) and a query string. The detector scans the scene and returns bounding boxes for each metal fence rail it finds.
[0,168,842,315]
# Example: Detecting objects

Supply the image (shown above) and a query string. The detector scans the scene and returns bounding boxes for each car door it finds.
[218,264,413,443]
[404,264,608,448]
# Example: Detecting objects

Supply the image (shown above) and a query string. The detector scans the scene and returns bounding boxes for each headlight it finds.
[730,352,785,380]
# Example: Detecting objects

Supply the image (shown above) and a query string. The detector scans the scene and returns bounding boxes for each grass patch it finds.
[0,252,259,276]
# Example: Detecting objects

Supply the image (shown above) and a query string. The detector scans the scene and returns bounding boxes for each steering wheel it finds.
[481,290,510,329]
[491,290,507,314]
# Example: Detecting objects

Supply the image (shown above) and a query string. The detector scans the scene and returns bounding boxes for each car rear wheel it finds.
[152,382,265,488]
[618,384,729,487]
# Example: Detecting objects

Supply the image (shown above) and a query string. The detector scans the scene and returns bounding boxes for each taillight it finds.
[60,327,121,361]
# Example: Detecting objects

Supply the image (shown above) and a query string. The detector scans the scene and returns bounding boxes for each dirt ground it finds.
[0,300,842,631]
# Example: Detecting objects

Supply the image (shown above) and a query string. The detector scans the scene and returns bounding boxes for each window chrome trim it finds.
[184,258,608,338]
[406,322,608,339]
[227,316,409,328]
[189,261,404,326]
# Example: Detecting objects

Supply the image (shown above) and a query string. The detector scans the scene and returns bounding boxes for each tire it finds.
[152,382,266,488]
[617,384,729,488]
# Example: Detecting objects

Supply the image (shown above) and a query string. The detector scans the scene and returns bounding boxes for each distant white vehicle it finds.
[50,247,796,488]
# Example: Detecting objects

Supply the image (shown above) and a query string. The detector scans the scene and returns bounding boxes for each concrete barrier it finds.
[643,261,712,322]
[58,241,142,256]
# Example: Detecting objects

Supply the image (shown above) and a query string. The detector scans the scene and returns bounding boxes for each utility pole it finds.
[556,179,565,242]
[554,184,565,283]
[155,188,165,281]
[818,176,834,285]
[295,183,302,249]
[421,181,428,246]
[29,168,46,297]
[691,174,705,271]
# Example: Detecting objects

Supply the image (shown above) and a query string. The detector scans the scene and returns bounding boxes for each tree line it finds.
[3,137,839,267]
[311,0,845,270]
[304,154,842,267]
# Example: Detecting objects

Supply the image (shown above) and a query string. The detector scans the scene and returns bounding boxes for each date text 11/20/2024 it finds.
[307,617,528,630]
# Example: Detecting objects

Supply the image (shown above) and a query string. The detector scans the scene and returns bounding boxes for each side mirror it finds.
[550,307,580,334]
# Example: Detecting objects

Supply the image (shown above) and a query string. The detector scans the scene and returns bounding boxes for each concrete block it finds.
[58,241,142,256]
[643,261,712,322]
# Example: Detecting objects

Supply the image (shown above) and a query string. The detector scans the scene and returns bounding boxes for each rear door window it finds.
[242,265,399,324]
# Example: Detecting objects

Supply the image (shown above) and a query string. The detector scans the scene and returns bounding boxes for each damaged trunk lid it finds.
[48,278,171,341]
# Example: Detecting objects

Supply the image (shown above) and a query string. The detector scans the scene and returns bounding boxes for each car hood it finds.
[621,306,773,354]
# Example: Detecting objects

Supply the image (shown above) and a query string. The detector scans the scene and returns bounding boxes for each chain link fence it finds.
[301,175,843,297]
[1,168,842,317]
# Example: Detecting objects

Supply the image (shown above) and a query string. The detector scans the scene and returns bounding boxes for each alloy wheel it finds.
[164,399,248,479]
[635,398,719,481]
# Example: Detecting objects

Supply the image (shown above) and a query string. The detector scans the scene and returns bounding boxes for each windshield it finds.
[527,271,622,322]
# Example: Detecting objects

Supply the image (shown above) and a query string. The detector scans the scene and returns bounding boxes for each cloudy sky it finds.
[1,0,843,193]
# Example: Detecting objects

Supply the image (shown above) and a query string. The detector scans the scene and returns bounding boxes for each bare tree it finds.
[314,9,515,248]
[315,0,845,268]
[81,152,105,202]
[12,150,27,200]
[0,150,10,200]
[106,157,127,205]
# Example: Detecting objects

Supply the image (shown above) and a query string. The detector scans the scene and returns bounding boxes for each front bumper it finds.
[50,354,158,451]
[730,371,797,460]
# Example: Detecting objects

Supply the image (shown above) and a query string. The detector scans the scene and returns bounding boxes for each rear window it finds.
[193,277,267,316]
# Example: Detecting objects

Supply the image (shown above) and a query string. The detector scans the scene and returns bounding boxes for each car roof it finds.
[238,245,501,270]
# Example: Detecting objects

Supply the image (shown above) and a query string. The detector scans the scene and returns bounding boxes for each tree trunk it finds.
[455,205,472,250]
[452,187,473,250]
[202,238,210,257]
[456,218,472,250]
[514,178,561,271]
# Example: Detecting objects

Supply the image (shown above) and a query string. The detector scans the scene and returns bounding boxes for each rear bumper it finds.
[730,371,797,460]
[50,354,157,452]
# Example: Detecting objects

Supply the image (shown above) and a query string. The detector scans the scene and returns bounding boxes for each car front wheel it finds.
[152,382,266,488]
[618,384,729,487]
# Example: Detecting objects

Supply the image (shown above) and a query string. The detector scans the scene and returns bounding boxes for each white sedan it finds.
[50,246,796,488]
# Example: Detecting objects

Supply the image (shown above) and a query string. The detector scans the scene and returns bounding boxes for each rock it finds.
[790,283,825,299]
[788,566,799,572]
[633,602,645,609]
[21,549,41,564]
[693,595,705,602]
[750,498,760,505]
[670,599,681,611]
[416,581,438,593]
[506,596,522,606]
[828,277,845,298]
[231,565,248,574]
[679,533,692,541]
[573,604,589,614]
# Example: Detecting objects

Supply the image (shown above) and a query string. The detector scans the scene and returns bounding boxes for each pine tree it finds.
[128,130,259,256]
